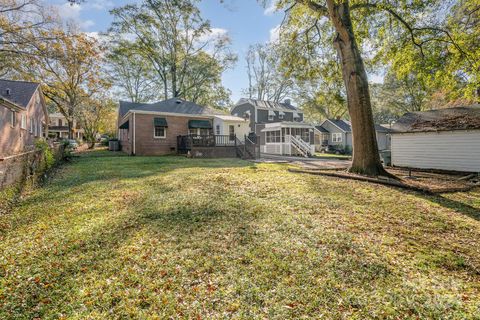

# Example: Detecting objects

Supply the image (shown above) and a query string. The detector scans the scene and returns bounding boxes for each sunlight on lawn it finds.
[0,151,479,319]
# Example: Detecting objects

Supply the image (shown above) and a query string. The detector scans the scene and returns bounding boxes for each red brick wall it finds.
[131,113,211,156]
[0,90,47,158]
[118,114,133,155]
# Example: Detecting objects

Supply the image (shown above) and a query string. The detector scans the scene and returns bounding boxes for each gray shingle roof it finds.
[326,119,391,133]
[0,79,40,109]
[315,126,329,133]
[392,105,480,133]
[119,98,223,118]
[328,119,351,132]
[236,98,299,112]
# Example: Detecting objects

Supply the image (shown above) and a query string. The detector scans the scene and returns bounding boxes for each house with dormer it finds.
[231,98,315,157]
[0,79,48,158]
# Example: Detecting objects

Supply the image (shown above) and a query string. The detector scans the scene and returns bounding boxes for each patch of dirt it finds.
[290,166,479,193]
[387,168,479,193]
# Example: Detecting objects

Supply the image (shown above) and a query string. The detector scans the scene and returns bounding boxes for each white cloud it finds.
[264,0,280,16]
[197,28,229,43]
[80,19,95,29]
[55,2,95,30]
[89,0,114,10]
[269,25,280,43]
[57,3,82,20]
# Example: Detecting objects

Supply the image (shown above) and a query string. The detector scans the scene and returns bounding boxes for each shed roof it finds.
[119,98,223,118]
[391,105,480,133]
[0,79,40,109]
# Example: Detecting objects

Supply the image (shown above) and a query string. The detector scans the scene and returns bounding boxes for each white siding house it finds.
[391,105,480,173]
[392,130,480,172]
[213,115,250,142]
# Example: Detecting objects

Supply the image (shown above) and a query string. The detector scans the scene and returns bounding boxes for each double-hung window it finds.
[154,126,166,138]
[153,117,167,138]
[332,133,342,143]
[20,114,27,129]
[10,110,16,127]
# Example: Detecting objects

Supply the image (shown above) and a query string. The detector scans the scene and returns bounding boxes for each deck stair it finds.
[290,136,312,157]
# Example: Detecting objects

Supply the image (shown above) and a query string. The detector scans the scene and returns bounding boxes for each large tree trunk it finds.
[67,120,74,140]
[327,1,390,177]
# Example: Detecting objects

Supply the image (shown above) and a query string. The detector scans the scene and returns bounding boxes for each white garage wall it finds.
[391,130,480,172]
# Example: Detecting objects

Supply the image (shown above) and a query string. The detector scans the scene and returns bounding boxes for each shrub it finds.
[61,140,75,161]
[35,139,55,169]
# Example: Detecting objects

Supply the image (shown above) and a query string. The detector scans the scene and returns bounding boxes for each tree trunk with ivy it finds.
[326,1,390,176]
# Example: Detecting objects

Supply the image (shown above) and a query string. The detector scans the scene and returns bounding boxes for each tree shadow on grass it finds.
[54,152,253,189]
[419,192,480,221]
[0,185,259,318]
[3,152,254,234]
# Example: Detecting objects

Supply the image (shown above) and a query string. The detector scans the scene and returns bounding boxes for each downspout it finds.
[133,111,136,156]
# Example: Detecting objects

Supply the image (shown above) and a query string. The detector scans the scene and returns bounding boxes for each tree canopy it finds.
[108,0,237,108]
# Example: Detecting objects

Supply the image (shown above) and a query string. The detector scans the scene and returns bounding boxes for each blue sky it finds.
[46,0,283,102]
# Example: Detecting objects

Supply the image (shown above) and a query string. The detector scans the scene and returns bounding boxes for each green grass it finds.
[314,152,351,159]
[1,151,479,319]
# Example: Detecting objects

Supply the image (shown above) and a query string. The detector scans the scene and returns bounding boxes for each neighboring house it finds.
[213,115,250,140]
[315,119,391,152]
[231,98,314,157]
[391,105,480,173]
[117,98,250,156]
[231,98,304,134]
[0,79,48,158]
[48,113,84,140]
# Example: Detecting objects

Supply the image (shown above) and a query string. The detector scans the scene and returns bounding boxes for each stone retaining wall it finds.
[0,142,64,190]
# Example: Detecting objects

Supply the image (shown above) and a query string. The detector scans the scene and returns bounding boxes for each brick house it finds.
[118,98,251,156]
[0,80,49,158]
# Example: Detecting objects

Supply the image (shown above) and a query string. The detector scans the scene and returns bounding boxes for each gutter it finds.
[0,97,24,111]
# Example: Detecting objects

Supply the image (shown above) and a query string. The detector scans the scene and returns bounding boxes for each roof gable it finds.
[0,79,40,109]
[322,119,351,132]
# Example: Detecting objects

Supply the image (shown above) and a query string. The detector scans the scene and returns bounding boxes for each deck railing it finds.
[177,134,237,151]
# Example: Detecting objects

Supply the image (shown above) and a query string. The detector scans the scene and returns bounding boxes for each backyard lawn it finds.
[1,151,479,319]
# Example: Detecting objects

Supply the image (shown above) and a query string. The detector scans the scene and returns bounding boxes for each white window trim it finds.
[332,133,342,143]
[268,110,275,121]
[215,124,221,135]
[153,126,167,139]
[10,110,16,127]
[20,114,27,130]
